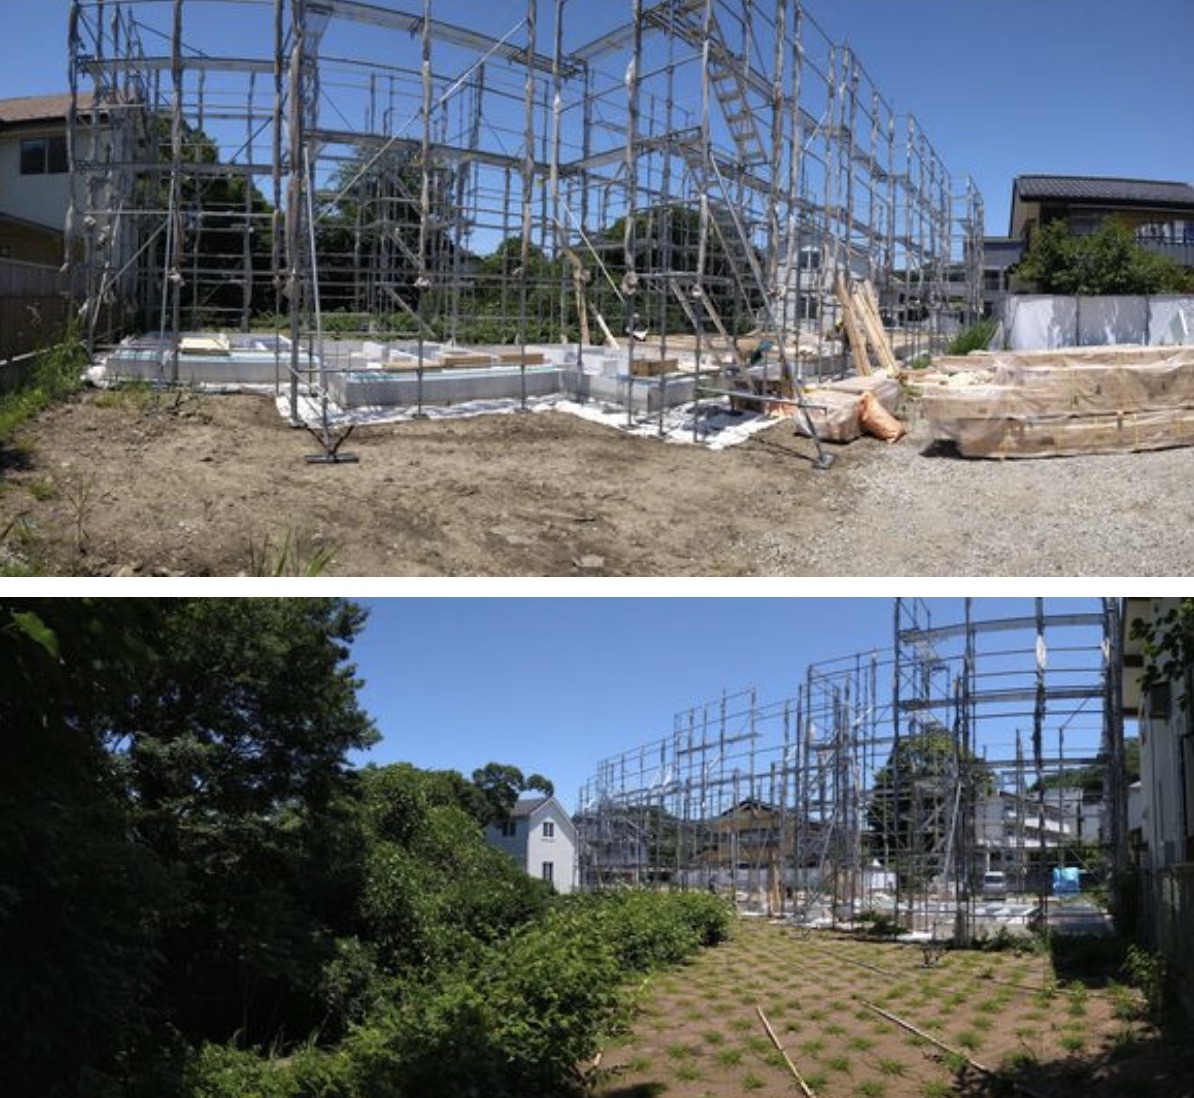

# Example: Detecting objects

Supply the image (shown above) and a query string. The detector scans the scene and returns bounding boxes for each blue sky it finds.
[348,596,1113,812]
[5,1,1191,238]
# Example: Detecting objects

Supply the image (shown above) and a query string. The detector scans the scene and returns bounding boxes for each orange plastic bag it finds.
[859,390,906,443]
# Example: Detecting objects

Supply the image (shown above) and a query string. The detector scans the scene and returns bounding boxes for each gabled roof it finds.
[511,796,550,818]
[0,92,96,128]
[1014,175,1194,209]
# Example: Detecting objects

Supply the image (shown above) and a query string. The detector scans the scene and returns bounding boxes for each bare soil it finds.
[593,920,1193,1098]
[1,386,1191,576]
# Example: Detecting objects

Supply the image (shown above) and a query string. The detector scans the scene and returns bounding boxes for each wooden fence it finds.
[0,258,83,362]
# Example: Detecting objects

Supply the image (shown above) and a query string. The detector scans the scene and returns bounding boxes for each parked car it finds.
[981,871,1008,899]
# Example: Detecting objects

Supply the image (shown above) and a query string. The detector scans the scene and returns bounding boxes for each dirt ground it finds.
[593,920,1193,1098]
[0,384,1191,576]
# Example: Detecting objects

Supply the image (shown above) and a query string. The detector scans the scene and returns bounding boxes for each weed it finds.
[699,1029,724,1046]
[245,526,336,576]
[1000,1049,1037,1072]
[0,330,88,442]
[673,1061,702,1082]
[876,1058,906,1077]
[741,1071,765,1090]
[26,478,56,502]
[826,1055,852,1075]
[804,1071,830,1092]
[943,1051,969,1074]
[664,1042,694,1061]
[847,1035,875,1051]
[824,1022,847,1037]
[1059,1034,1086,1053]
[729,1017,753,1033]
[1122,945,1168,1018]
[855,1081,887,1098]
[715,1048,743,1068]
[743,1035,769,1056]
[628,1056,653,1073]
[955,1030,981,1052]
[921,1083,952,1098]
[797,1038,824,1058]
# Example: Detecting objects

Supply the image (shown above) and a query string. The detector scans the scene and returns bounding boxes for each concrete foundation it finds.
[97,332,303,385]
[96,333,701,416]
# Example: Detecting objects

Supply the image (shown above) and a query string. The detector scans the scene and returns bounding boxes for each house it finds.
[0,92,118,357]
[974,788,1104,893]
[980,174,1194,311]
[1010,175,1194,263]
[1121,597,1194,1020]
[485,795,579,894]
[0,93,89,266]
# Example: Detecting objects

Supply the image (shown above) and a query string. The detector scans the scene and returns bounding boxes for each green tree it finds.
[1017,219,1192,295]
[469,761,555,826]
[0,601,164,1098]
[866,724,992,889]
[114,598,379,1046]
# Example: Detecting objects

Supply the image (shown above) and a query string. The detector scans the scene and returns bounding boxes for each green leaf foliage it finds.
[2,598,734,1098]
[1017,219,1193,295]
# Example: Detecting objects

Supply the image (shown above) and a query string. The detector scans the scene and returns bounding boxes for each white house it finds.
[1122,597,1194,1020]
[485,796,579,894]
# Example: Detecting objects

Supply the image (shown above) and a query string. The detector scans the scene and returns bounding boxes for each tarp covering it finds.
[917,346,1194,458]
[795,374,902,443]
[1000,295,1194,350]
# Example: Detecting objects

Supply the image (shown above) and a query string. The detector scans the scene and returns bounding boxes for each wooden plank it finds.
[834,272,872,376]
[852,281,900,375]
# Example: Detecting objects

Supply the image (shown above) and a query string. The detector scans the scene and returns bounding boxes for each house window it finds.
[542,820,555,839]
[20,136,68,176]
[541,861,554,883]
[499,819,517,838]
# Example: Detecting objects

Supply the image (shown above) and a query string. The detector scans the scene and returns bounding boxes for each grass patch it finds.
[715,1047,743,1068]
[0,331,88,443]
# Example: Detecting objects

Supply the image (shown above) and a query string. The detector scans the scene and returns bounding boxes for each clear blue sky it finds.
[4,1,1191,238]
[347,596,1111,813]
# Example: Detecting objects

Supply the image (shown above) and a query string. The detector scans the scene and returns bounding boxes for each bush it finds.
[946,317,998,356]
[0,330,88,442]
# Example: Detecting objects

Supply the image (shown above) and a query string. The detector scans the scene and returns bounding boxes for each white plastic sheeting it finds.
[999,295,1194,350]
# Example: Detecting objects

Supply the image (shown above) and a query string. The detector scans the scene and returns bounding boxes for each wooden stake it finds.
[756,1006,817,1098]
[834,272,871,376]
[851,281,900,376]
[860,1001,1051,1098]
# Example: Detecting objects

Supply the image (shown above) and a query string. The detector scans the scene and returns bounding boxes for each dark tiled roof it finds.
[0,92,95,127]
[511,796,550,817]
[1015,175,1194,208]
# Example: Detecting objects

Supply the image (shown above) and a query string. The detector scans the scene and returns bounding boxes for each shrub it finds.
[946,317,997,356]
[0,330,88,442]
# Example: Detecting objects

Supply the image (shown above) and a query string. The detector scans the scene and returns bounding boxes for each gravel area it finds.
[797,413,1191,576]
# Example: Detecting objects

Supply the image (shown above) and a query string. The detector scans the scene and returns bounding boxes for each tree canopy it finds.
[5,598,712,1098]
[866,723,993,888]
[1016,219,1193,295]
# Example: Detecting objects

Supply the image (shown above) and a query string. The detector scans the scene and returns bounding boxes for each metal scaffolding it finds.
[576,599,1127,939]
[67,0,983,415]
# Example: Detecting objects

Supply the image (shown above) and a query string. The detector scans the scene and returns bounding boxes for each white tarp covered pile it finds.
[1000,295,1194,351]
[916,345,1194,458]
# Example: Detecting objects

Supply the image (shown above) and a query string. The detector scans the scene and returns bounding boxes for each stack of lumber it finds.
[833,275,900,377]
[918,346,1194,458]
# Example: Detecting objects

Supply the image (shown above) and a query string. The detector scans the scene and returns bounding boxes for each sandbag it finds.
[859,390,905,442]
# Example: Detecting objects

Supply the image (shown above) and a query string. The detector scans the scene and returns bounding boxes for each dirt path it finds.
[0,388,1189,576]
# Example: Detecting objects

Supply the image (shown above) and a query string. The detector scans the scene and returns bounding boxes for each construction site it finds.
[65,0,983,454]
[576,598,1130,941]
